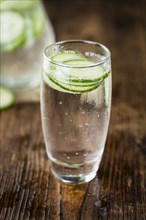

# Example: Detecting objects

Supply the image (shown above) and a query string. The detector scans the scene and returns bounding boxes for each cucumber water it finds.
[0,0,52,89]
[41,47,112,183]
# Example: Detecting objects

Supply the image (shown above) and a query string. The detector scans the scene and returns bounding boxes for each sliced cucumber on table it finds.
[0,87,15,110]
[0,11,26,52]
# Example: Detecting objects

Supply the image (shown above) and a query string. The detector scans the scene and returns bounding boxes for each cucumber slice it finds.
[50,51,109,81]
[52,51,87,63]
[52,77,99,87]
[30,4,45,37]
[64,59,94,66]
[0,0,37,11]
[63,66,108,82]
[44,51,110,94]
[43,71,99,94]
[50,65,109,84]
[48,74,101,93]
[43,71,66,93]
[0,86,15,110]
[0,11,26,52]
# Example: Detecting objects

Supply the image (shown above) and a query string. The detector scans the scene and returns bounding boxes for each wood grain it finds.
[0,0,146,219]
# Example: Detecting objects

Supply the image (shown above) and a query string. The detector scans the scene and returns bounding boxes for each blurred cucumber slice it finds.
[0,86,15,110]
[0,11,26,52]
[0,0,37,11]
[30,4,45,37]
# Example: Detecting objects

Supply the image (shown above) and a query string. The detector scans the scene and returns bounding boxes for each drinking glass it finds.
[0,0,54,89]
[41,40,111,184]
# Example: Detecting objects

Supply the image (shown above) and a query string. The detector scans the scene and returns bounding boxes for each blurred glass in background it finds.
[0,0,51,90]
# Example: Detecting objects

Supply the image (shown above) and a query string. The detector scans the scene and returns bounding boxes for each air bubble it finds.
[58,101,62,105]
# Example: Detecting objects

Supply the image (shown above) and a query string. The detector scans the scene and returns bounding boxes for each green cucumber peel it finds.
[0,86,15,110]
[0,0,37,11]
[47,74,102,93]
[0,11,26,52]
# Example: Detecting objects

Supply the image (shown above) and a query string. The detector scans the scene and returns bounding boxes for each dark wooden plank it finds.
[0,0,146,219]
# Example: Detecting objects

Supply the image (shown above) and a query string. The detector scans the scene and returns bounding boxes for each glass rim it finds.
[43,40,111,69]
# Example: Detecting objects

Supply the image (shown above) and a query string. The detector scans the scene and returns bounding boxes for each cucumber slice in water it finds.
[52,77,99,87]
[52,51,87,63]
[44,51,110,93]
[48,74,102,93]
[63,59,94,66]
[0,87,15,110]
[51,51,109,81]
[62,66,108,82]
[0,0,37,11]
[43,71,67,93]
[0,11,26,52]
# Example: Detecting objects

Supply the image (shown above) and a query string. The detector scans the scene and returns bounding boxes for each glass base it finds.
[52,169,96,184]
[51,161,98,184]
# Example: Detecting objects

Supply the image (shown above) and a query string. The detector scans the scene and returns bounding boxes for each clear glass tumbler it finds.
[41,40,112,184]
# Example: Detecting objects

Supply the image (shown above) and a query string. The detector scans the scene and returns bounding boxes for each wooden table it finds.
[0,0,145,219]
